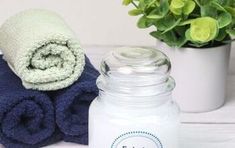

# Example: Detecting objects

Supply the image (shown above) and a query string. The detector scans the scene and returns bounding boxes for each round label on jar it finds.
[111,131,163,148]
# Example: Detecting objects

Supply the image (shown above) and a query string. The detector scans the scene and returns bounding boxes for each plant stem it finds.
[131,1,138,8]
[148,0,157,8]
[194,0,201,7]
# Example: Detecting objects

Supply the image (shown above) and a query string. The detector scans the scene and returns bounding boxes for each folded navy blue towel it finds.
[52,57,99,145]
[0,56,62,148]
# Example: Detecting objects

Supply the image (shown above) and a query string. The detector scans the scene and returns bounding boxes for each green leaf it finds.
[123,0,132,6]
[162,18,182,34]
[163,31,179,46]
[146,0,158,8]
[199,0,214,6]
[227,29,235,36]
[151,30,187,47]
[171,0,185,8]
[175,26,188,36]
[170,0,195,15]
[222,35,234,44]
[159,0,170,15]
[185,29,193,41]
[178,19,194,26]
[147,0,169,19]
[188,42,209,48]
[201,5,218,17]
[215,0,232,5]
[150,31,178,46]
[194,0,201,6]
[170,0,184,15]
[175,36,188,47]
[139,0,147,9]
[154,15,179,31]
[137,16,153,28]
[150,31,164,40]
[183,0,196,15]
[225,6,235,17]
[155,0,161,7]
[186,27,210,47]
[128,9,143,16]
[211,1,226,12]
[215,28,228,41]
[218,12,232,28]
[189,17,219,43]
[146,14,164,19]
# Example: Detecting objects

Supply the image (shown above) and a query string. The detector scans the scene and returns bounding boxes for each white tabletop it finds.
[1,45,235,148]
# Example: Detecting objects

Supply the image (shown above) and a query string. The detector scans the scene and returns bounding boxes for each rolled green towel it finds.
[0,9,85,91]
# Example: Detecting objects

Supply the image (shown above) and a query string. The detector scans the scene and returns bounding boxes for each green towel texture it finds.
[0,9,85,91]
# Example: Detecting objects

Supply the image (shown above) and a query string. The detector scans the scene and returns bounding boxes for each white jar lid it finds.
[98,47,175,97]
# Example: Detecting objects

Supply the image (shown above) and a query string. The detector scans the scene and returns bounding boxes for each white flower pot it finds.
[157,41,231,113]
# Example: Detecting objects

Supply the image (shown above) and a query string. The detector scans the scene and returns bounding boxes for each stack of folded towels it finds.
[0,9,99,148]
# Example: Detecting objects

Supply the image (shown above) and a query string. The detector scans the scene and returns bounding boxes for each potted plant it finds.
[123,0,235,112]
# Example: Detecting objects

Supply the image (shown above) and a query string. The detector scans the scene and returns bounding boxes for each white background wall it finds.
[0,0,156,46]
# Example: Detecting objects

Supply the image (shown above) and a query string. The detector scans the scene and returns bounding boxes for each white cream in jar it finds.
[89,47,180,148]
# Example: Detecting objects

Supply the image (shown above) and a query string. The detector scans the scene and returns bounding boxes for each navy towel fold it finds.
[52,57,99,145]
[0,56,61,148]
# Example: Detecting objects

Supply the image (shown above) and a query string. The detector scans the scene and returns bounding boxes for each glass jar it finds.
[89,47,180,148]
